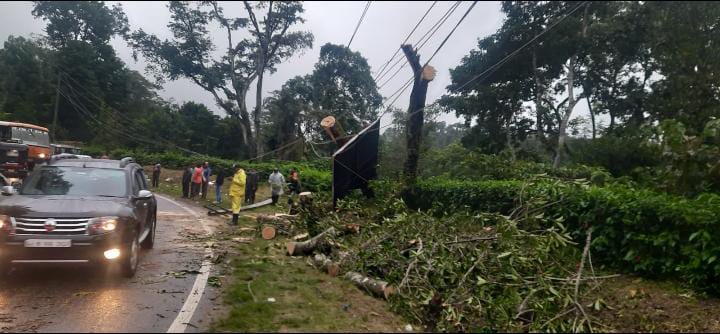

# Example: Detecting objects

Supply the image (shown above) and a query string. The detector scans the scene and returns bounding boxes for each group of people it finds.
[180,161,218,201]
[171,162,302,225]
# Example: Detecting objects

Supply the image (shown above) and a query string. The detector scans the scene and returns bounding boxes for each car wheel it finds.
[141,213,156,250]
[121,233,139,278]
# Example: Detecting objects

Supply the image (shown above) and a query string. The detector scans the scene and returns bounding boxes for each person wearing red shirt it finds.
[191,163,204,199]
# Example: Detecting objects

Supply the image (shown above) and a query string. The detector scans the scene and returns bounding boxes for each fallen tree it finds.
[345,271,395,300]
[286,227,337,256]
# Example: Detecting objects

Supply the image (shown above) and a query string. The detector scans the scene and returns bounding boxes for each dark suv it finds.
[0,156,157,277]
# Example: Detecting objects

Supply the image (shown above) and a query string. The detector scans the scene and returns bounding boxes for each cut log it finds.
[345,271,395,300]
[261,226,277,240]
[256,214,295,224]
[312,254,341,277]
[286,227,337,256]
[292,233,309,241]
[320,116,349,147]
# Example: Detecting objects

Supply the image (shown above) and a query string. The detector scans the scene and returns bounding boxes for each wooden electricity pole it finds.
[401,44,435,185]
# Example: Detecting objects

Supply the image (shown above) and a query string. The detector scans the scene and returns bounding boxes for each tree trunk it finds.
[401,45,433,185]
[533,49,544,140]
[254,69,264,159]
[586,95,596,139]
[345,271,395,300]
[553,56,579,169]
[506,113,516,162]
[321,116,349,147]
[312,254,341,277]
[286,227,337,256]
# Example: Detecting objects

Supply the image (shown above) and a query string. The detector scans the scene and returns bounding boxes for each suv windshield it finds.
[20,166,127,197]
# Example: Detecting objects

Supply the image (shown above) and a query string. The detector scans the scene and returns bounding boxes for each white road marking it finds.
[156,194,214,334]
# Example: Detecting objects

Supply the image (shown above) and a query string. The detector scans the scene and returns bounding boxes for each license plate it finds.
[24,239,72,248]
[6,150,18,157]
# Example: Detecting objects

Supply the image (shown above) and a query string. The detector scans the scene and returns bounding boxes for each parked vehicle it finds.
[0,155,157,277]
[0,141,29,182]
[51,143,82,156]
[0,121,51,171]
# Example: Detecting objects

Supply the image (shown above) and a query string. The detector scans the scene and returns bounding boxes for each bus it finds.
[51,143,82,156]
[0,121,51,169]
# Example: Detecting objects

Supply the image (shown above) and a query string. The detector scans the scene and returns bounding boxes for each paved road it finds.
[0,195,220,333]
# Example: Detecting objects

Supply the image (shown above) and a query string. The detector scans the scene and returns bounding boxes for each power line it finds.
[326,1,584,154]
[347,1,372,48]
[373,1,438,81]
[452,1,589,93]
[59,72,204,156]
[423,1,478,66]
[377,1,462,90]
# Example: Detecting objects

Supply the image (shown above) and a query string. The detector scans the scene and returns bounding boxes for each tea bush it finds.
[405,178,720,294]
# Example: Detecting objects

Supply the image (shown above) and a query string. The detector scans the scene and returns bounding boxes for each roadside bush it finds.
[568,134,661,177]
[420,143,610,183]
[406,178,720,294]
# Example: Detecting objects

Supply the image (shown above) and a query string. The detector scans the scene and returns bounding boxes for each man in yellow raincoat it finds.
[228,164,246,225]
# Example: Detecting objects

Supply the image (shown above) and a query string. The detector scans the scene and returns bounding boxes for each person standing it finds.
[215,167,226,204]
[152,163,162,188]
[201,161,211,200]
[191,163,204,199]
[181,164,193,198]
[268,168,285,205]
[228,164,246,225]
[287,169,301,205]
[244,169,259,205]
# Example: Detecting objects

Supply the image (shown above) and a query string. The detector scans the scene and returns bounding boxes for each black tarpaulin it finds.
[332,119,380,208]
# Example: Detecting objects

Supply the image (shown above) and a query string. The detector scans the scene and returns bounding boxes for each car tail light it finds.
[88,216,119,235]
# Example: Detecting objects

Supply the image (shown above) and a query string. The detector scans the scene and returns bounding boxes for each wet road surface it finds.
[0,195,220,333]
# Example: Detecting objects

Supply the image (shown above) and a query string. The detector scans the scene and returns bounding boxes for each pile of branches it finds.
[309,202,604,332]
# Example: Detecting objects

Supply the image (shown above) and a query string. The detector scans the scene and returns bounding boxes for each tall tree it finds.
[309,43,382,137]
[263,43,381,158]
[242,1,313,157]
[130,1,312,157]
[401,44,434,184]
[31,1,132,142]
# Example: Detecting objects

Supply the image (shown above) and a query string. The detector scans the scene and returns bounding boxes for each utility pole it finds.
[401,44,435,186]
[51,75,61,143]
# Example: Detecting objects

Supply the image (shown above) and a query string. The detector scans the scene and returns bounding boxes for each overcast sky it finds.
[0,1,594,130]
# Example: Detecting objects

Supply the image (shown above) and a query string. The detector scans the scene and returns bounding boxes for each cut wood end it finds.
[327,264,340,277]
[286,242,296,256]
[384,285,396,300]
[320,116,336,128]
[261,226,276,240]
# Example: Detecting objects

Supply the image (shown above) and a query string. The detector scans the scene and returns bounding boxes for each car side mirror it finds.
[1,186,16,196]
[137,190,153,200]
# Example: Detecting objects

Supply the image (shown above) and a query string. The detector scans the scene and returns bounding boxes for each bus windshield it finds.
[0,126,11,141]
[11,127,50,147]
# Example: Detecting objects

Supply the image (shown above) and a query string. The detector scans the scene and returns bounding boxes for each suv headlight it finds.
[0,214,12,233]
[89,216,119,234]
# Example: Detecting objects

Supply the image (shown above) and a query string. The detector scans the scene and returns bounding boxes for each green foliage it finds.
[32,1,129,50]
[264,43,382,156]
[419,143,610,183]
[651,119,720,195]
[129,1,314,154]
[406,178,720,294]
[343,211,587,332]
[568,134,661,177]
